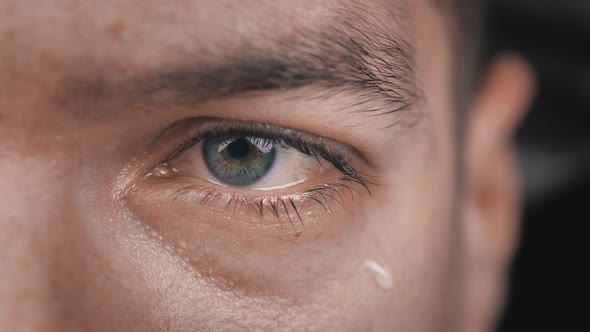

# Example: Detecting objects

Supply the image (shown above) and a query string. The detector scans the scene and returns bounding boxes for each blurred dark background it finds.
[487,0,590,331]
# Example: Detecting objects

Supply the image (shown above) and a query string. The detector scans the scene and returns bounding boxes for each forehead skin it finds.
[1,1,401,77]
[0,1,457,331]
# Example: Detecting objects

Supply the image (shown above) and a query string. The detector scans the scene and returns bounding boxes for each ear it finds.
[460,56,535,332]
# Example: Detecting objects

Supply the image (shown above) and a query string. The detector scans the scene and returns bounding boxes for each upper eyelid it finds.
[162,119,356,163]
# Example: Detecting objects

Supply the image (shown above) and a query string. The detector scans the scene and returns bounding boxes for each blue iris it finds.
[203,136,276,186]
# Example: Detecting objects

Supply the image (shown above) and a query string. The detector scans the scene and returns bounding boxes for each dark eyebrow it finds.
[61,7,420,119]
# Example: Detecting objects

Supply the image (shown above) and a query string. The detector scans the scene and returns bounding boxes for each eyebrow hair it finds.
[61,6,420,120]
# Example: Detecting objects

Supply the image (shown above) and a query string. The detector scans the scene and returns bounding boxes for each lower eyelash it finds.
[171,174,370,230]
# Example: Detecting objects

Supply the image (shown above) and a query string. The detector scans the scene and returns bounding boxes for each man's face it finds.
[0,1,531,331]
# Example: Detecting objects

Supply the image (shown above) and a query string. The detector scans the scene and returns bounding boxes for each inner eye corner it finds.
[142,162,177,180]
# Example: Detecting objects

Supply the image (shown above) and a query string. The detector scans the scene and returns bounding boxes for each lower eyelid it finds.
[139,171,359,228]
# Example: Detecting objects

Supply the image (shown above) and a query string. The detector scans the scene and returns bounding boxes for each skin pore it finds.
[0,0,534,331]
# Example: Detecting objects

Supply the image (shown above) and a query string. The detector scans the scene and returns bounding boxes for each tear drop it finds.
[364,260,393,290]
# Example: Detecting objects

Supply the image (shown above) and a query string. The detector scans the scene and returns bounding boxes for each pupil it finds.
[227,139,250,159]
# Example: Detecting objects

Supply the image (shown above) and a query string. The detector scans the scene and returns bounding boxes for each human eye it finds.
[140,119,371,228]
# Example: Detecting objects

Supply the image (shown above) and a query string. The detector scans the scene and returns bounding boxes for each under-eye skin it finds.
[142,119,374,227]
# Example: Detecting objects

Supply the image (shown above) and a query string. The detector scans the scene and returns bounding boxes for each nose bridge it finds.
[0,155,84,331]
